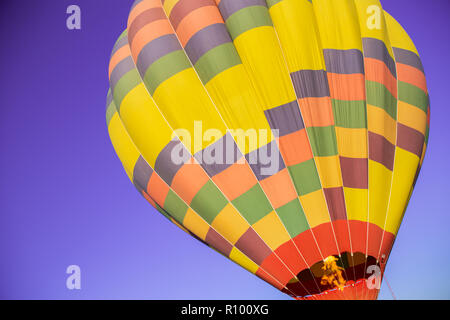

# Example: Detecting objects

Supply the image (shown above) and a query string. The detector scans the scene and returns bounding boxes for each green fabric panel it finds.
[288,159,322,196]
[332,100,367,129]
[306,126,338,157]
[113,69,141,111]
[190,180,228,224]
[231,184,272,225]
[144,50,192,95]
[194,43,241,84]
[163,189,188,223]
[226,6,273,40]
[365,80,397,120]
[276,199,309,238]
[398,81,429,113]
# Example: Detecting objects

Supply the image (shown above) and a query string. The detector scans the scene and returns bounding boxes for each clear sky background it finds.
[0,0,449,299]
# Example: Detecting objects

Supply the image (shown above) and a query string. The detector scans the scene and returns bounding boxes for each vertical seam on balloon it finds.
[208,1,334,294]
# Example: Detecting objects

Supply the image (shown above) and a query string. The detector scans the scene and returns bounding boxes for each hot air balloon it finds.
[106,0,429,300]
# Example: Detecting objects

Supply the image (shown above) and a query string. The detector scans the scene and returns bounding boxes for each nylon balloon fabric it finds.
[106,0,430,300]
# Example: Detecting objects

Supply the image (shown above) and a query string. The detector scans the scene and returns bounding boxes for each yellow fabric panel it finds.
[108,113,140,180]
[384,12,419,55]
[398,101,427,135]
[233,26,296,110]
[229,247,259,274]
[368,160,392,229]
[344,187,368,222]
[204,65,272,152]
[252,211,291,251]
[162,0,179,16]
[152,68,227,153]
[268,0,325,71]
[354,0,395,58]
[183,208,210,240]
[385,148,420,235]
[335,127,368,158]
[299,192,330,228]
[211,203,250,244]
[312,0,363,51]
[119,83,174,167]
[315,156,343,188]
[367,104,396,145]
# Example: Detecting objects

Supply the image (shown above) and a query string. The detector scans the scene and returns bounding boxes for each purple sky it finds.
[0,0,449,299]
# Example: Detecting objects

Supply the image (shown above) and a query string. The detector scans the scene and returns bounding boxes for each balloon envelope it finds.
[106,0,430,300]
